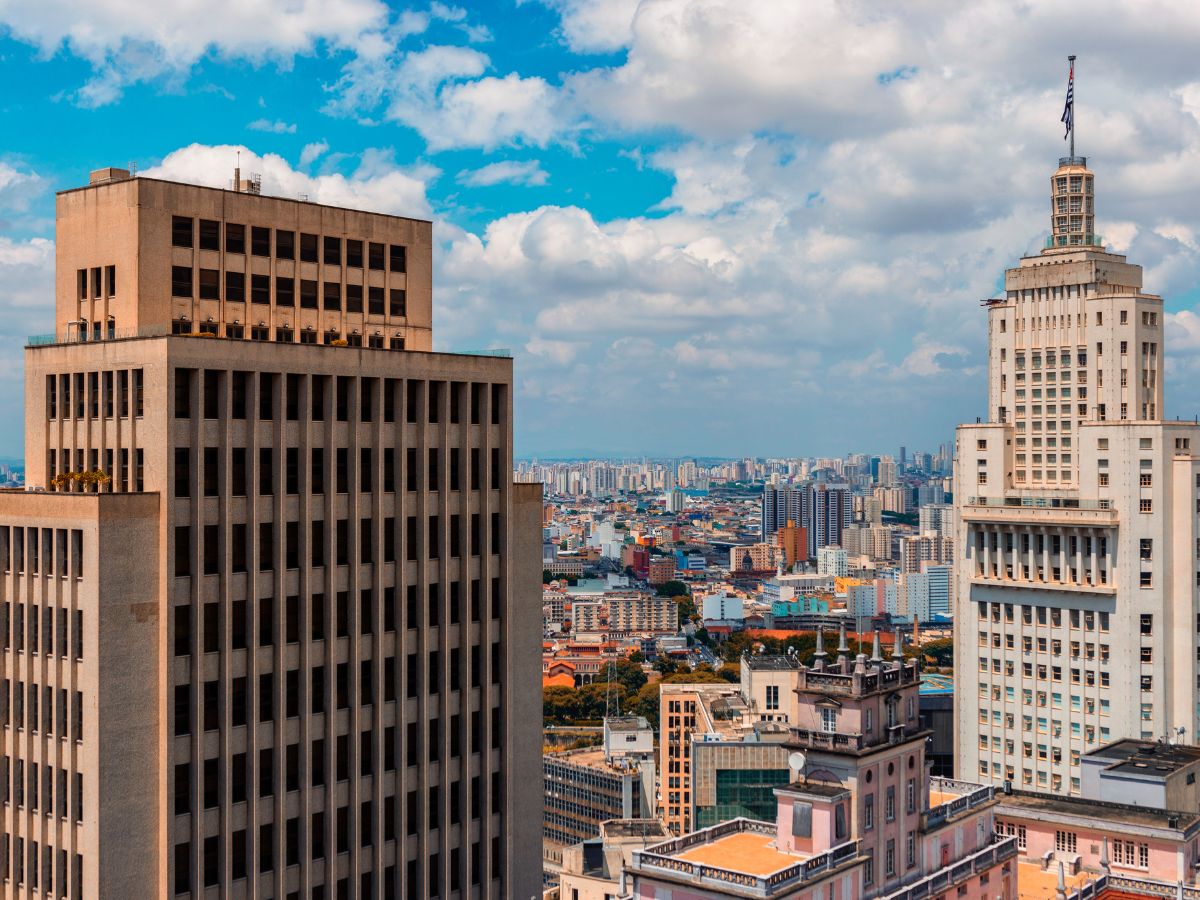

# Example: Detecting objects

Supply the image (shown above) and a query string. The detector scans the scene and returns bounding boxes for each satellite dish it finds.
[789,751,807,774]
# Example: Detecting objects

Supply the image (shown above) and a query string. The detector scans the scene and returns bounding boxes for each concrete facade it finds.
[954,156,1200,796]
[0,171,540,899]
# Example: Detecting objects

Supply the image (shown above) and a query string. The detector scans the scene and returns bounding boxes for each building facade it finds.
[954,154,1200,795]
[0,169,541,898]
[636,645,1017,899]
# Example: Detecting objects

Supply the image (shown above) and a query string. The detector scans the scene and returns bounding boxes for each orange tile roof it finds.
[674,831,799,876]
[1016,860,1093,900]
[543,674,576,689]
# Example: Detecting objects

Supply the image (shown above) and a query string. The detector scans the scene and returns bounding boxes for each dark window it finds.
[346,283,363,313]
[251,227,271,257]
[300,233,318,263]
[175,448,191,497]
[259,597,274,648]
[172,216,193,248]
[324,237,341,266]
[368,286,384,315]
[275,276,295,307]
[347,240,363,268]
[312,593,326,641]
[225,271,245,302]
[226,223,245,254]
[198,219,220,251]
[368,242,385,270]
[390,289,406,317]
[323,282,341,311]
[251,274,270,304]
[198,268,219,300]
[259,448,273,495]
[171,266,193,298]
[389,245,406,272]
[276,230,295,260]
[300,279,318,309]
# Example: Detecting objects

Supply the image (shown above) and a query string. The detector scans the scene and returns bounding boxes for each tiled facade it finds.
[0,170,542,898]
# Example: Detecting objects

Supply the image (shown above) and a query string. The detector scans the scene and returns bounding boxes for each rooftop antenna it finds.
[234,150,241,193]
[1063,55,1077,160]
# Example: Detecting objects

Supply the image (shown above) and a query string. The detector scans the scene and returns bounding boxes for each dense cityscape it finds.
[6,3,1200,900]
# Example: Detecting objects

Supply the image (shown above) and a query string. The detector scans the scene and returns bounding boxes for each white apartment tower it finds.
[954,152,1200,797]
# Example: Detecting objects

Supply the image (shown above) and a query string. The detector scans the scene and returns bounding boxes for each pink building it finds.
[992,739,1200,898]
[627,633,1018,898]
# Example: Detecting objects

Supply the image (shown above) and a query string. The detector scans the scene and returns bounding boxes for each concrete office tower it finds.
[0,169,541,898]
[954,153,1200,797]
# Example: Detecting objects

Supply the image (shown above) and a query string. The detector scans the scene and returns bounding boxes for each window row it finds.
[0,528,83,579]
[75,266,116,300]
[172,665,503,733]
[0,836,82,898]
[173,809,499,896]
[170,267,407,315]
[176,445,503,497]
[172,320,406,349]
[173,721,499,816]
[0,759,83,822]
[174,369,505,427]
[171,217,407,272]
[0,682,84,741]
[47,448,144,493]
[172,512,502,577]
[0,602,83,659]
[173,580,501,656]
[45,369,144,420]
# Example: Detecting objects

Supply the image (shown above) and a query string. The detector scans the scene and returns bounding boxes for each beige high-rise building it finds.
[0,168,542,898]
[955,153,1200,796]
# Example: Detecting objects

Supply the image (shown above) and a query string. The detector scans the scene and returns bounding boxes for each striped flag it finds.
[1061,59,1074,140]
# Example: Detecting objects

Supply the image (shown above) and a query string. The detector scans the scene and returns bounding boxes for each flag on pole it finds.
[1061,58,1074,140]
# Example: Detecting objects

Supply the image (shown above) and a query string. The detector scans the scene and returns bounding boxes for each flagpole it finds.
[1069,55,1076,159]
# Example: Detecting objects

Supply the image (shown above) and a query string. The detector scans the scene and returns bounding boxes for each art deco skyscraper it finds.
[954,152,1200,796]
[0,168,542,897]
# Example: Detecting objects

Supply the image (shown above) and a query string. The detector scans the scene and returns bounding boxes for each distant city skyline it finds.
[8,5,1200,459]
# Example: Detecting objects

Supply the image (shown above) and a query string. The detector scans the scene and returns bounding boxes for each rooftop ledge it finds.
[25,329,511,358]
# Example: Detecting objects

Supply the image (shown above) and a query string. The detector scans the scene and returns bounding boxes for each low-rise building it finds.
[554,819,672,900]
[544,718,657,856]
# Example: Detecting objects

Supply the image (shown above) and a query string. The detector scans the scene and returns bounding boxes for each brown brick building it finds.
[0,168,542,898]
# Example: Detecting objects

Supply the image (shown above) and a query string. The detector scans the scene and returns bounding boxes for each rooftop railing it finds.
[923,778,995,830]
[630,825,860,898]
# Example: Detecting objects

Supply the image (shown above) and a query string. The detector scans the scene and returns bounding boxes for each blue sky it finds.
[6,1,1200,461]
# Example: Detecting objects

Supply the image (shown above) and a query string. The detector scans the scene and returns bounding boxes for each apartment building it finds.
[637,646,1016,900]
[0,168,541,898]
[954,154,1200,796]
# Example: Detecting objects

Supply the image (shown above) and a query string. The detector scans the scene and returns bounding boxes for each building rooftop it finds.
[629,818,861,898]
[605,716,651,733]
[1085,739,1200,776]
[601,819,671,840]
[59,173,434,224]
[998,790,1200,833]
[674,830,797,876]
[743,654,801,671]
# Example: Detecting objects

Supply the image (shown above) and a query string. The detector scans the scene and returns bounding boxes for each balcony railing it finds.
[965,496,1113,511]
[923,779,995,830]
[787,728,865,751]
